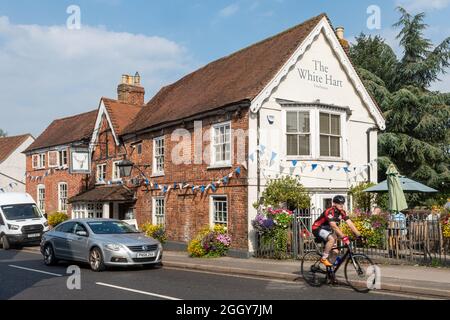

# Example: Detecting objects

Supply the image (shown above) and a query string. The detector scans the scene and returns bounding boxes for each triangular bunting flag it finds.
[311,164,318,171]
[291,160,298,167]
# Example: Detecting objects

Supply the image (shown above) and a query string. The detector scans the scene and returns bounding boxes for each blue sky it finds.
[1,0,449,136]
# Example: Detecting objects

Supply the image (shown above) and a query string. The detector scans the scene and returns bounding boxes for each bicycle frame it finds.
[326,242,364,281]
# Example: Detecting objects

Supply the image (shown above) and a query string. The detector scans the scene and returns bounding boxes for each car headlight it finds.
[104,243,123,251]
[8,224,20,230]
[43,221,48,227]
[158,243,163,250]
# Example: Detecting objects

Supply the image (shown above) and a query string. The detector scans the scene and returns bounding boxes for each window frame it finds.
[58,182,68,213]
[210,195,228,227]
[32,153,46,169]
[47,151,59,168]
[96,163,107,184]
[112,161,122,181]
[152,136,165,176]
[152,197,165,226]
[211,121,232,167]
[285,110,311,157]
[58,149,68,168]
[37,184,45,212]
[319,112,342,159]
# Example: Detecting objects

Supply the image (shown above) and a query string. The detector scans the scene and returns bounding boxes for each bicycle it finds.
[300,238,377,293]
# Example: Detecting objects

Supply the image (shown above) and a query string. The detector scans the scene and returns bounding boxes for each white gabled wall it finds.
[0,136,35,193]
[248,24,382,217]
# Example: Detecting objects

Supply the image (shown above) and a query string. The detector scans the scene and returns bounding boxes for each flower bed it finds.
[188,225,232,258]
[341,210,389,248]
[252,208,294,259]
[141,223,167,244]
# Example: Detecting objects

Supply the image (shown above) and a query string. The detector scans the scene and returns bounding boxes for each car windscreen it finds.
[87,221,139,234]
[1,204,42,220]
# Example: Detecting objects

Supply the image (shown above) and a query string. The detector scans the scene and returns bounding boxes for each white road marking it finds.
[96,282,182,300]
[9,265,63,277]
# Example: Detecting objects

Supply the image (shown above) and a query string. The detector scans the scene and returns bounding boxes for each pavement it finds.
[0,249,417,300]
[162,251,450,299]
[9,246,450,299]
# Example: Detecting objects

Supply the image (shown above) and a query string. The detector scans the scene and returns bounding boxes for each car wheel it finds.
[1,235,10,250]
[43,244,58,266]
[89,247,106,272]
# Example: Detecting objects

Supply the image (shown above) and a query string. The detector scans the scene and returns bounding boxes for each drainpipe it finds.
[366,126,378,183]
[257,110,261,199]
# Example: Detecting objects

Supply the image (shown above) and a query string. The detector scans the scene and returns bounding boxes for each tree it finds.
[350,34,399,92]
[394,7,450,90]
[259,176,310,210]
[350,7,450,206]
[0,129,6,137]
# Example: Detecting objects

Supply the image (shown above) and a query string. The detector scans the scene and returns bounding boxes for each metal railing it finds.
[254,209,450,266]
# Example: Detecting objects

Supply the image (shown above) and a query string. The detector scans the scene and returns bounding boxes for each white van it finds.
[0,193,49,250]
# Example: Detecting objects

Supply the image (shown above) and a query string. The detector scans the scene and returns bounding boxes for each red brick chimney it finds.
[117,72,145,106]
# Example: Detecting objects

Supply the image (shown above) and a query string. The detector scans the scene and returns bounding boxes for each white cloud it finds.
[219,4,240,17]
[396,0,450,12]
[0,16,193,136]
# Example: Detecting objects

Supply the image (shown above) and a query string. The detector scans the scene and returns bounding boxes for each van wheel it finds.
[43,244,58,266]
[1,235,10,250]
[89,248,106,272]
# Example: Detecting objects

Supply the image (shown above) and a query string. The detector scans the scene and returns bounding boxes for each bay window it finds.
[320,113,341,157]
[286,111,310,156]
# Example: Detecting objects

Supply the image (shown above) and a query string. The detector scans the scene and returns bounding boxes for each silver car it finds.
[40,219,163,272]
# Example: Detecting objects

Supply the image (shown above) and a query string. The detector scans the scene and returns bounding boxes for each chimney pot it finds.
[134,72,141,85]
[336,27,345,40]
[117,73,145,106]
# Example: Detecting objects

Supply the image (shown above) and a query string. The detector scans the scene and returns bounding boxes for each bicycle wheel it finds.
[344,254,376,293]
[301,251,328,287]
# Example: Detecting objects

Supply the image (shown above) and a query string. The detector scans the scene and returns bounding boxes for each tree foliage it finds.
[260,176,310,210]
[350,7,450,206]
[0,129,7,137]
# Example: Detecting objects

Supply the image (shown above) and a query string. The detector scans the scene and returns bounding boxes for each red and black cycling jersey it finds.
[312,206,349,231]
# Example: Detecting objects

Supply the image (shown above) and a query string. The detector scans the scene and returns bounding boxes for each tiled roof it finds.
[24,110,97,153]
[69,185,135,203]
[0,134,33,163]
[124,13,327,134]
[102,98,142,136]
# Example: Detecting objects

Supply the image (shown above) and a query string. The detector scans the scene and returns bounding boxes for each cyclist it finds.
[312,195,361,267]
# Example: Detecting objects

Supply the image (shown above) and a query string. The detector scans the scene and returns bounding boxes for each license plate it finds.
[27,233,40,238]
[137,252,156,258]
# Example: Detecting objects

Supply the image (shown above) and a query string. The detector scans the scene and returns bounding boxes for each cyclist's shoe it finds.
[320,258,333,267]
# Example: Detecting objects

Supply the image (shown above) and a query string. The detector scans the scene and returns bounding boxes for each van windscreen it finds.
[1,204,42,220]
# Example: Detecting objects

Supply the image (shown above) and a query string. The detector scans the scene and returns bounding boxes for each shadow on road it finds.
[0,248,65,300]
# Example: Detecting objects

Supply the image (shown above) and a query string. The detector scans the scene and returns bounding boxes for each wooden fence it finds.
[255,209,450,266]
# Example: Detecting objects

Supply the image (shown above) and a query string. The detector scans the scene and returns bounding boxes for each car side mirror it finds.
[76,231,88,237]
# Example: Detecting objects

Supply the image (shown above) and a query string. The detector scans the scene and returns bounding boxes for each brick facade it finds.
[25,148,88,216]
[122,108,250,250]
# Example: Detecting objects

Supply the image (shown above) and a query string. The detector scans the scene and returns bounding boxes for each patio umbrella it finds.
[363,178,438,193]
[386,164,408,212]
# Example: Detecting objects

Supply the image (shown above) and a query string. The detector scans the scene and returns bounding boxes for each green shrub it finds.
[47,212,69,227]
[141,223,167,244]
[349,182,389,211]
[259,176,310,210]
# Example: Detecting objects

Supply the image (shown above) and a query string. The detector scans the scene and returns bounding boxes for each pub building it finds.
[30,13,385,257]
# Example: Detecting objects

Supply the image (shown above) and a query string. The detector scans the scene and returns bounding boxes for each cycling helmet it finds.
[332,195,346,204]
